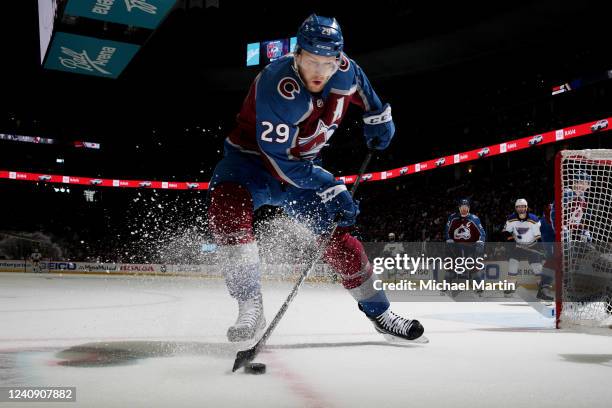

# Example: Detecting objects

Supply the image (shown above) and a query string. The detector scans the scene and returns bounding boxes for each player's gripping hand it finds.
[363,103,395,150]
[317,182,360,227]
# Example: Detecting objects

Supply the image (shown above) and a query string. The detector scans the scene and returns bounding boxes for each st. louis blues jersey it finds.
[504,213,541,246]
[225,53,384,191]
[445,213,486,243]
[383,242,406,257]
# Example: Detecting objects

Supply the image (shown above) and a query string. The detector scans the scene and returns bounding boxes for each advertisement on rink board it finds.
[1,261,213,276]
[0,261,27,273]
[1,244,551,297]
[0,241,564,301]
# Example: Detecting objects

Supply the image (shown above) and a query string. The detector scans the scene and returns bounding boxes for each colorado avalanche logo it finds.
[338,54,350,72]
[278,77,300,100]
[293,119,338,159]
[569,206,584,225]
[454,224,472,240]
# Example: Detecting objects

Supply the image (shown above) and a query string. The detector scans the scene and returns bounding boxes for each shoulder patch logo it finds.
[278,77,300,100]
[338,54,350,72]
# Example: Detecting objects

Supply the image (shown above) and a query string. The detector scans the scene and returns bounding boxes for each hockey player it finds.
[444,198,486,288]
[564,171,591,242]
[561,172,611,313]
[382,233,406,281]
[382,233,405,257]
[207,15,424,343]
[503,199,543,296]
[537,203,556,301]
[31,247,42,273]
[445,198,486,248]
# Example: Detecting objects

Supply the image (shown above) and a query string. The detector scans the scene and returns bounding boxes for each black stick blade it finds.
[232,346,257,372]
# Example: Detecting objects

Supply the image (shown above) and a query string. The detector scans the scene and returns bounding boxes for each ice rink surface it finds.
[1,272,611,408]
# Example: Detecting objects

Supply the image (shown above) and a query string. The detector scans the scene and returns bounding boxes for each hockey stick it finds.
[232,149,375,372]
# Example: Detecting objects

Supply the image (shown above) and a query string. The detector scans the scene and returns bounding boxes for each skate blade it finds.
[382,333,429,344]
[227,321,266,343]
[227,328,251,343]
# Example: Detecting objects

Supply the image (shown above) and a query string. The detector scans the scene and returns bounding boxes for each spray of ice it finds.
[119,190,336,282]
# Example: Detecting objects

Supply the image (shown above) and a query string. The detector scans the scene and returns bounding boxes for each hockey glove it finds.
[363,103,395,150]
[317,182,360,227]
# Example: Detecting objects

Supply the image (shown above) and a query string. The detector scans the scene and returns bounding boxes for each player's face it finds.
[516,205,528,216]
[459,205,469,217]
[573,180,590,194]
[296,50,339,93]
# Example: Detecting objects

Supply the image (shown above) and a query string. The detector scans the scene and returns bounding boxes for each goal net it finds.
[555,149,612,331]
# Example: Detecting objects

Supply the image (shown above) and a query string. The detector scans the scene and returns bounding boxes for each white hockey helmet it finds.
[515,198,528,208]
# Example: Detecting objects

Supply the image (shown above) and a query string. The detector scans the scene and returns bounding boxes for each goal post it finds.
[555,149,612,331]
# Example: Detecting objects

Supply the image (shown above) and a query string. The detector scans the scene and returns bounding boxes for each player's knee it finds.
[208,183,255,245]
[324,228,371,289]
[530,263,543,275]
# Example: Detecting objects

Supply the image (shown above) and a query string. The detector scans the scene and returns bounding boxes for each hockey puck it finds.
[244,362,266,374]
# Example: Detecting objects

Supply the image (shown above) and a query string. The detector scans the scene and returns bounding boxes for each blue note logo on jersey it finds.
[64,0,175,29]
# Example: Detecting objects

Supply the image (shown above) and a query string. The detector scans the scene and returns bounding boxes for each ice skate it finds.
[227,294,266,342]
[360,305,428,343]
[536,284,554,302]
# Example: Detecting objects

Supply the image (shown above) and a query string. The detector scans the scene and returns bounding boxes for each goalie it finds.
[560,171,612,317]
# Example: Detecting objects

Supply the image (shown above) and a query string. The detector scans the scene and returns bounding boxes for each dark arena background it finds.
[0,1,611,407]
